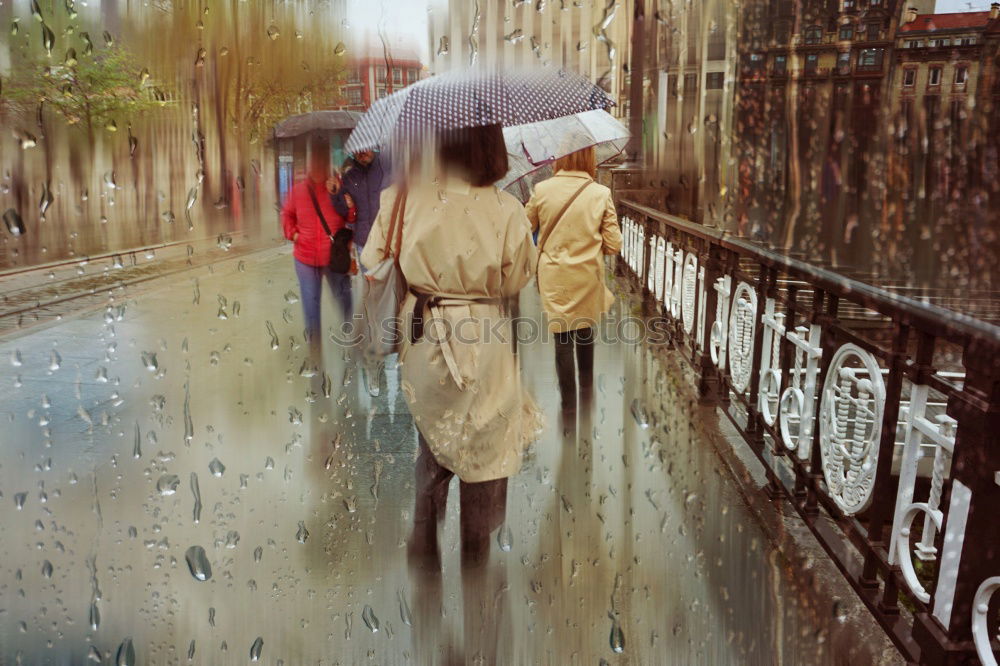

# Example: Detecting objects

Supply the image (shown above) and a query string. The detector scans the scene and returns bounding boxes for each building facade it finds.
[335,46,424,111]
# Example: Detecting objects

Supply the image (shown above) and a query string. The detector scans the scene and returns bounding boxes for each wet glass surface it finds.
[0,254,884,663]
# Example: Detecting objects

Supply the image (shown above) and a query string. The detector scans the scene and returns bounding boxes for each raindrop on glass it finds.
[184,545,212,581]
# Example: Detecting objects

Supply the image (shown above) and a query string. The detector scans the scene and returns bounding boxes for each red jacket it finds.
[281,179,354,267]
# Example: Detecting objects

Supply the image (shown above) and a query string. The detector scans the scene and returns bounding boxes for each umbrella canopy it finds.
[274,110,364,139]
[345,67,614,154]
[497,109,629,193]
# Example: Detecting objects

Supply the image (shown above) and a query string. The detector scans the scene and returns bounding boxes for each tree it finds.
[3,45,168,146]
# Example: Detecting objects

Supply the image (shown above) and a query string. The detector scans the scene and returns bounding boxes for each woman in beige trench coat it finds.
[360,125,540,571]
[525,146,622,413]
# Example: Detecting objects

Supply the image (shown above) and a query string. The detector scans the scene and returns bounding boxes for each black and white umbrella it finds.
[344,67,614,154]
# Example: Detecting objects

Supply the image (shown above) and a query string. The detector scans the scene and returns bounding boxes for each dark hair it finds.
[437,124,509,187]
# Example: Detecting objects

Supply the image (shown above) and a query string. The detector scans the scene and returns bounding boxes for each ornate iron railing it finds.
[615,198,1000,665]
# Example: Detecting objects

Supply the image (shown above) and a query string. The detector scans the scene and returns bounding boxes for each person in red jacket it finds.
[280,137,356,347]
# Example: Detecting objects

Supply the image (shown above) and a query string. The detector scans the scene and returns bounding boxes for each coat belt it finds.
[409,289,503,391]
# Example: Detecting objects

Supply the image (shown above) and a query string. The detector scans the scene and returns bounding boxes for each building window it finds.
[858,48,883,70]
[377,87,387,99]
[347,68,360,84]
[410,68,420,82]
[954,65,968,85]
[347,88,362,105]
[684,73,698,92]
[870,0,882,6]
[804,26,823,44]
[843,0,855,9]
[959,37,975,46]
[668,73,679,97]
[866,22,880,41]
[903,69,916,86]
[906,39,922,49]
[837,51,852,73]
[376,65,386,83]
[392,67,402,85]
[928,66,942,86]
[929,38,951,48]
[839,25,854,40]
[774,55,787,74]
[805,53,819,73]
[706,72,724,89]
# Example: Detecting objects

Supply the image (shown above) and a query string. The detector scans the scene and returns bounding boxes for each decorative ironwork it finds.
[818,343,885,515]
[613,196,1000,665]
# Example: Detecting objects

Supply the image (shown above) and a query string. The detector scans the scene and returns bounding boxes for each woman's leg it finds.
[294,259,323,343]
[554,330,576,412]
[323,269,354,329]
[409,432,453,570]
[573,326,596,407]
[458,476,508,570]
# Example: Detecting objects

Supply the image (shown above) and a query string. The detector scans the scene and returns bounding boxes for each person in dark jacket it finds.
[332,150,390,271]
[281,137,355,347]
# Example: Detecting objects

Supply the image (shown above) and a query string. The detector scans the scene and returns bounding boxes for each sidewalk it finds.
[0,248,895,664]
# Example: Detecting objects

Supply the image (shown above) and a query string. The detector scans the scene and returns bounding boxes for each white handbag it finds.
[359,189,408,361]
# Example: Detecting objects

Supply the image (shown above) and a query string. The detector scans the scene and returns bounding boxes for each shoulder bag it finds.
[307,184,354,274]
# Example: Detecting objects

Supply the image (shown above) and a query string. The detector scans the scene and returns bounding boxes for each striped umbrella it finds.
[344,66,614,154]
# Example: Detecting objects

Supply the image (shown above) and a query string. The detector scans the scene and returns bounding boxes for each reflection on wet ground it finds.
[0,249,889,664]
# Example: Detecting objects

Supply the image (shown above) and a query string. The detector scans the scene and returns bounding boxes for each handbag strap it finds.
[536,179,593,259]
[382,188,408,263]
[305,183,334,239]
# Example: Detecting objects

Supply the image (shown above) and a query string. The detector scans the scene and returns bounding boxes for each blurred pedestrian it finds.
[360,125,539,574]
[280,136,355,351]
[334,150,389,273]
[526,146,622,415]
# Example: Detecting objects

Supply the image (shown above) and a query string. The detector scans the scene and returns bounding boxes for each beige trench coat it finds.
[361,178,541,483]
[525,171,623,333]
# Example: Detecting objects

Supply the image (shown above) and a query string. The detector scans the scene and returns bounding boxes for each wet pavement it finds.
[0,248,897,665]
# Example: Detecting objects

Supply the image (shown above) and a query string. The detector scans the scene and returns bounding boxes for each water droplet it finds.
[208,458,225,477]
[250,636,264,660]
[334,42,346,56]
[225,530,240,549]
[253,546,263,563]
[504,28,524,44]
[437,36,450,56]
[295,521,309,543]
[266,24,280,40]
[398,589,413,626]
[141,351,158,372]
[116,638,135,666]
[133,422,142,459]
[184,545,211,581]
[4,208,26,236]
[89,601,100,630]
[283,290,299,304]
[609,615,625,653]
[187,640,196,660]
[630,399,649,428]
[41,560,53,578]
[156,474,180,495]
[48,349,61,371]
[41,22,55,56]
[195,47,206,67]
[190,473,202,523]
[88,645,103,662]
[362,605,380,632]
[497,524,513,552]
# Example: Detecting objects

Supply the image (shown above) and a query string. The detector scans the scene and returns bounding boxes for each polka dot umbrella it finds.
[344,66,615,155]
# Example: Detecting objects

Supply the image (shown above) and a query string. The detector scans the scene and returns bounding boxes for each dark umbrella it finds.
[345,67,614,154]
[273,110,364,139]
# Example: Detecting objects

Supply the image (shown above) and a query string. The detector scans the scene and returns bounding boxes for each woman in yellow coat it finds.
[525,147,622,413]
[361,125,540,572]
